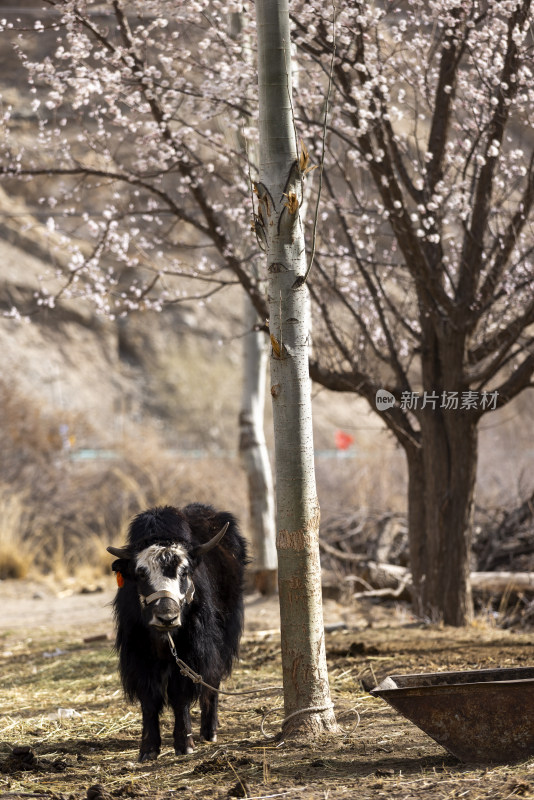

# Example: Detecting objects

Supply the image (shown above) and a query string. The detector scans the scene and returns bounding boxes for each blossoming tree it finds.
[292,0,534,624]
[1,0,533,629]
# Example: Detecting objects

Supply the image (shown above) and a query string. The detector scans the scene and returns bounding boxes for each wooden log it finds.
[319,538,366,563]
[341,562,534,601]
[470,571,534,594]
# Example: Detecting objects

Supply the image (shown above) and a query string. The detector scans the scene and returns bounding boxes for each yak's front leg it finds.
[172,705,194,755]
[139,695,164,762]
[168,676,195,755]
[199,686,219,743]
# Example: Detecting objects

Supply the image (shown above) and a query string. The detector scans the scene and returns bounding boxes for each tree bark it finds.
[228,10,277,595]
[407,410,477,626]
[255,0,337,736]
[239,293,277,595]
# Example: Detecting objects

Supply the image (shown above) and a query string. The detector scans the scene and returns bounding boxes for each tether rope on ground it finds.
[166,632,356,739]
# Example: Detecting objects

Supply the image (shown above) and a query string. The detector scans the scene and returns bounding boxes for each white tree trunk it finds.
[239,293,277,594]
[255,0,337,736]
[229,10,278,596]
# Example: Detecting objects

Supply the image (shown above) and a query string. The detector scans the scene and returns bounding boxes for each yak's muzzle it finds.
[140,580,195,630]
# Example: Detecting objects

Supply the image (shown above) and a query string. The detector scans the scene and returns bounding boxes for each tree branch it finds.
[478,352,534,415]
[425,10,471,194]
[468,299,534,371]
[308,359,420,453]
[477,151,534,313]
[0,165,212,238]
[458,0,531,309]
[317,174,415,389]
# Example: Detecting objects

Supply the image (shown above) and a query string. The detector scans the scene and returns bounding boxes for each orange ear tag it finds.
[116,571,125,588]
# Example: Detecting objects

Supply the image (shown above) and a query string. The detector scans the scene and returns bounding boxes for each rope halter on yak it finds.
[138,577,195,608]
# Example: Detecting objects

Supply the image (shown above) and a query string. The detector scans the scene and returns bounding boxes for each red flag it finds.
[334,430,354,451]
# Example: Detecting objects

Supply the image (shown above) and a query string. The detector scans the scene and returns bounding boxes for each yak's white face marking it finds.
[135,543,190,605]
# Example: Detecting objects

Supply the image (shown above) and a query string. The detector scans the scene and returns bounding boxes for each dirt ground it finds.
[1,577,534,800]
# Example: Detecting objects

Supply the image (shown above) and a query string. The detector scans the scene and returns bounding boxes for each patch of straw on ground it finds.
[2,623,534,800]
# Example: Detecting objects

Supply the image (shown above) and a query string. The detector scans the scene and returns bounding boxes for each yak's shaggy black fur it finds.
[110,503,247,761]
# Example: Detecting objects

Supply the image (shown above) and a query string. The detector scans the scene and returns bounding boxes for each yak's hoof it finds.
[138,749,159,762]
[175,746,194,756]
[175,735,195,756]
[200,734,217,743]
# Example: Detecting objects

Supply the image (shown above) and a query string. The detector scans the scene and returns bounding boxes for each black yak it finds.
[107,503,247,761]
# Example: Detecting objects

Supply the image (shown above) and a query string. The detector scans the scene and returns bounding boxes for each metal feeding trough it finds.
[370,666,534,763]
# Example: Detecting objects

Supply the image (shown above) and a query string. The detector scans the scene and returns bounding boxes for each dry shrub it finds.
[0,380,247,578]
[0,485,35,578]
[24,448,247,577]
[0,381,61,488]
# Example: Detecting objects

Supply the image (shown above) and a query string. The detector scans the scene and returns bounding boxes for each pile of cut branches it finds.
[320,492,534,622]
[473,492,534,573]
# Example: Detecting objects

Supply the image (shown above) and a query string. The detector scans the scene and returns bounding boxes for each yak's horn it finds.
[107,545,133,559]
[195,522,230,556]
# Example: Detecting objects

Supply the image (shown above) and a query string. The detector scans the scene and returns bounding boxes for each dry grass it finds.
[0,372,530,587]
[0,379,249,580]
[0,486,36,579]
[2,621,534,800]
[0,374,405,583]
